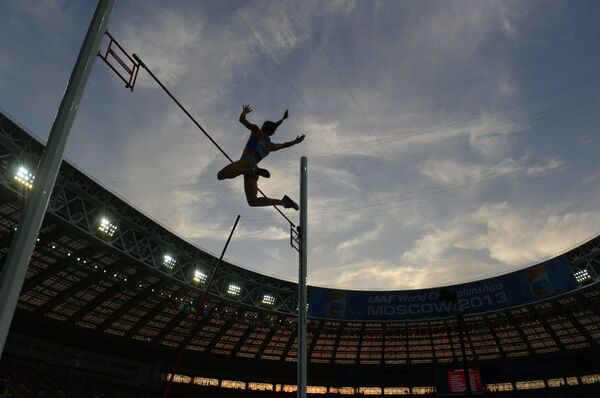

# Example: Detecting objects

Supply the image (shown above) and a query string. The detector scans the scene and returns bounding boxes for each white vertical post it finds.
[297,156,308,398]
[0,0,115,357]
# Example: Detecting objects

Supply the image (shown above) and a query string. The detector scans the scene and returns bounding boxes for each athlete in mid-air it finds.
[217,105,305,210]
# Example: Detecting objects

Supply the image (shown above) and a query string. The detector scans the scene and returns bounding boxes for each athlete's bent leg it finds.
[244,175,282,207]
[217,159,253,180]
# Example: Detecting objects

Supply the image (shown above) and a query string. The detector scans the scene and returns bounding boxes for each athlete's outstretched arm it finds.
[273,109,289,129]
[271,134,305,151]
[239,104,258,131]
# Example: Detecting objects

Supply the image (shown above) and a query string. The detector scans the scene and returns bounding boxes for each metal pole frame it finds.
[297,156,308,398]
[0,0,115,357]
[439,288,473,395]
[457,311,473,397]
[162,215,241,398]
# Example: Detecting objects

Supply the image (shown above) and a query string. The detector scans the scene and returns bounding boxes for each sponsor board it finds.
[308,256,578,320]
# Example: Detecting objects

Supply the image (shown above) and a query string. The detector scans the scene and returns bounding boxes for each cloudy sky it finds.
[1,0,600,290]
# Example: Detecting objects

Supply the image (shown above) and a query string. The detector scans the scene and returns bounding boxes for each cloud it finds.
[0,50,9,76]
[419,157,524,185]
[309,259,459,290]
[234,1,311,61]
[497,75,517,95]
[336,224,383,254]
[402,1,527,69]
[404,202,600,273]
[526,159,562,176]
[118,8,203,86]
[319,0,359,18]
[311,202,600,290]
[309,260,417,290]
[418,153,570,193]
[468,114,521,158]
[3,0,69,26]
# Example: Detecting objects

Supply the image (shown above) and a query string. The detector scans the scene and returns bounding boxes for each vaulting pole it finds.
[297,156,308,398]
[162,215,240,398]
[0,0,114,358]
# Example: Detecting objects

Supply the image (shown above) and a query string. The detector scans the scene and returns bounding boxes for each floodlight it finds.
[163,254,176,270]
[98,217,117,237]
[14,166,34,189]
[262,294,275,306]
[227,284,241,296]
[193,269,207,284]
[574,269,592,283]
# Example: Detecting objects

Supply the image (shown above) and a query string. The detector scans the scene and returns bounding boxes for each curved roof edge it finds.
[1,110,598,319]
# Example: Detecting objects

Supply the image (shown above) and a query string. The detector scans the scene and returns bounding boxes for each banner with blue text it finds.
[308,257,578,321]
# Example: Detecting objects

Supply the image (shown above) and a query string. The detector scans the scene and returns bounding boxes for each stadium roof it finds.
[1,111,599,371]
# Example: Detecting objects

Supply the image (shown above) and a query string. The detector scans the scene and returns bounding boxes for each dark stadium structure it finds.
[1,109,599,397]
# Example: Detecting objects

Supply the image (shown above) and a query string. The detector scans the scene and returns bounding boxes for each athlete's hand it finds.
[283,109,289,119]
[294,134,305,144]
[242,104,252,114]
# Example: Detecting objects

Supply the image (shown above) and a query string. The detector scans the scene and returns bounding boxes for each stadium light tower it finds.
[163,255,176,270]
[574,269,593,284]
[97,217,117,237]
[227,284,241,296]
[262,294,276,306]
[14,166,34,189]
[193,269,207,284]
[0,0,115,358]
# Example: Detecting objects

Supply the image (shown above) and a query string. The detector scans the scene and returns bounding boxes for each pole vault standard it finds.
[0,0,115,358]
[297,156,308,398]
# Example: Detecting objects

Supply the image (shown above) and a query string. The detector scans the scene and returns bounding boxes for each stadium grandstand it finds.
[1,104,600,398]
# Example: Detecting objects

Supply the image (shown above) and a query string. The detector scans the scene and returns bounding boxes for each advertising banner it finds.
[308,256,578,321]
